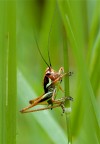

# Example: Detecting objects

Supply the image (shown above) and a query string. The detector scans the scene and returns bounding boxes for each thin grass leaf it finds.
[0,1,6,144]
[0,1,16,144]
[6,1,16,144]
[63,32,72,144]
[89,31,100,96]
[87,2,99,61]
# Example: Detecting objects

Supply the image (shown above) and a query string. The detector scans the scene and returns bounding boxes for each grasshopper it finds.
[20,66,72,113]
[20,20,73,114]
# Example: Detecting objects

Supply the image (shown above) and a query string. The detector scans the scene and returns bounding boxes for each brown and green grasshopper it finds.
[20,65,72,113]
[20,28,73,113]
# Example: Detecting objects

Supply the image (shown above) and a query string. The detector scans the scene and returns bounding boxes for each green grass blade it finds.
[87,2,99,62]
[6,1,16,144]
[0,1,16,144]
[89,31,100,96]
[63,32,72,144]
[0,1,6,144]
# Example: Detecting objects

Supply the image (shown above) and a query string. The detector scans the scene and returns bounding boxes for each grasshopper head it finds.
[45,67,59,81]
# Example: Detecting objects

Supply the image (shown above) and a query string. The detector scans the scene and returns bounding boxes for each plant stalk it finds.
[63,30,72,144]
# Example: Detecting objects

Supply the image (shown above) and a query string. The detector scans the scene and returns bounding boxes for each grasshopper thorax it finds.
[43,67,62,93]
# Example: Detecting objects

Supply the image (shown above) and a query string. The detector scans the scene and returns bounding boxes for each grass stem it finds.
[63,31,72,144]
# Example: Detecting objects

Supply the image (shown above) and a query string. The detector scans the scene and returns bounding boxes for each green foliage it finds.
[0,1,16,144]
[0,0,100,144]
[0,2,6,144]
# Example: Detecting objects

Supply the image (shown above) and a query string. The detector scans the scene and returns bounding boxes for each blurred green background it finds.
[0,0,100,144]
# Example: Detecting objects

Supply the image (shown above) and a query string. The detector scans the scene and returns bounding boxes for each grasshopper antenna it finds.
[33,4,56,68]
[34,34,50,68]
[47,22,52,68]
[47,5,57,68]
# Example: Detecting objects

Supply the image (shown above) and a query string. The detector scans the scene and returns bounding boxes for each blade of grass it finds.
[89,31,100,96]
[63,31,72,144]
[6,1,16,144]
[87,2,99,62]
[0,1,6,144]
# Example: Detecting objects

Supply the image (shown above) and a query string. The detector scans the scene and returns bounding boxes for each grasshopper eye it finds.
[46,72,51,76]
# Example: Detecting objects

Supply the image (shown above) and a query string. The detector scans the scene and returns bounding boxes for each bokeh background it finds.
[0,0,100,144]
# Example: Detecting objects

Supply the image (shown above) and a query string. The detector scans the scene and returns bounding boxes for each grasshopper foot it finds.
[68,71,73,76]
[66,96,73,101]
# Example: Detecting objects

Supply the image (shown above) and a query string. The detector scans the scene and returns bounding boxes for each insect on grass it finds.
[20,13,73,114]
